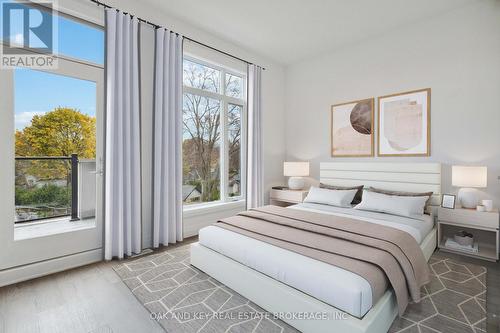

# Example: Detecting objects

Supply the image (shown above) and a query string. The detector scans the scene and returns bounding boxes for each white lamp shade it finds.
[283,162,309,177]
[452,166,487,188]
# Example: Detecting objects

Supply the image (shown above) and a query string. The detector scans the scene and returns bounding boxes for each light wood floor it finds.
[1,241,499,333]
[0,239,199,333]
[0,259,165,333]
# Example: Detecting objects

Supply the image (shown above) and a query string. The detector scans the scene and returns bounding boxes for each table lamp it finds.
[283,162,309,190]
[452,166,487,209]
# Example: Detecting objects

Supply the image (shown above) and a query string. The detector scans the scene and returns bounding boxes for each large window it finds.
[182,57,246,205]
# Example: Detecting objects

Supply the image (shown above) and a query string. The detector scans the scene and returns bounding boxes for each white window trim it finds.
[183,199,246,218]
[182,55,247,210]
[14,216,96,241]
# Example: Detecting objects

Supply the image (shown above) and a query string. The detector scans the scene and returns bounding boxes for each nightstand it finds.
[269,188,308,207]
[437,207,499,261]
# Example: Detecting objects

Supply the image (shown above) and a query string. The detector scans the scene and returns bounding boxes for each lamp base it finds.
[457,188,479,209]
[288,177,305,190]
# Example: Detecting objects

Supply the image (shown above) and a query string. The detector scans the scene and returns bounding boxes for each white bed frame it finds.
[191,162,441,333]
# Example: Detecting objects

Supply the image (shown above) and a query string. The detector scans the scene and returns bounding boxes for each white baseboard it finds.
[0,248,103,288]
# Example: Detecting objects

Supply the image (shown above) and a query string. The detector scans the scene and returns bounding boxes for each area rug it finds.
[389,252,487,333]
[113,244,487,333]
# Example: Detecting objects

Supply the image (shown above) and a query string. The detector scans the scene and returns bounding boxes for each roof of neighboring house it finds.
[182,185,201,201]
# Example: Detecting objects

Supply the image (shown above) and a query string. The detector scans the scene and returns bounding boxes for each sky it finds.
[1,1,104,130]
[14,69,97,129]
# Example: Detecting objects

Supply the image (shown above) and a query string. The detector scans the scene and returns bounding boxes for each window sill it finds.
[14,217,96,241]
[183,199,246,218]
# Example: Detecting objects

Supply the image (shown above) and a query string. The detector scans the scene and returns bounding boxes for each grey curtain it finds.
[152,28,184,247]
[247,64,264,208]
[104,9,142,260]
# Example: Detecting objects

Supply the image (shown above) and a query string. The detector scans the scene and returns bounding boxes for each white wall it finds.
[99,0,286,246]
[285,0,500,206]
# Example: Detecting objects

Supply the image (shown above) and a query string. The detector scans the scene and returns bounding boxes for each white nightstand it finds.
[269,188,308,207]
[437,207,499,261]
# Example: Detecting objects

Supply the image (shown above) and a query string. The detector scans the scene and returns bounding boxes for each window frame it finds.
[182,54,247,208]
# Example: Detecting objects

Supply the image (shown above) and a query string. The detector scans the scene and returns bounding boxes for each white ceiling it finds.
[145,0,474,65]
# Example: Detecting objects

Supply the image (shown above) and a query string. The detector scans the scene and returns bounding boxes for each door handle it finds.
[91,157,104,176]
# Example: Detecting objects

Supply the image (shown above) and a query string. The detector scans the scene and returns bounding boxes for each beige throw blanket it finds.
[215,205,430,315]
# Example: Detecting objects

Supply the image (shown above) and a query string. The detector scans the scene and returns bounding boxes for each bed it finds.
[190,162,441,333]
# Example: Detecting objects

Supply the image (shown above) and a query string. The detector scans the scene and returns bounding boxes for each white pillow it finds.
[304,187,357,208]
[354,190,428,218]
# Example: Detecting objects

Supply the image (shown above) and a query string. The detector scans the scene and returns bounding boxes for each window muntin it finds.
[182,56,246,206]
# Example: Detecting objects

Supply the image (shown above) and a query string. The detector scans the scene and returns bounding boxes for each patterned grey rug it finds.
[113,244,487,333]
[113,244,298,332]
[389,252,487,333]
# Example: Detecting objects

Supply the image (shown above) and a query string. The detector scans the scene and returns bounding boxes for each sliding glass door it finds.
[0,3,105,278]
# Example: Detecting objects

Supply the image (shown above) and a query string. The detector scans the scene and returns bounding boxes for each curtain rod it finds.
[88,0,266,70]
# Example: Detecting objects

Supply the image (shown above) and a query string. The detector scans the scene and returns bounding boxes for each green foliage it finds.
[15,107,96,183]
[15,184,71,207]
[14,108,94,220]
[15,107,96,158]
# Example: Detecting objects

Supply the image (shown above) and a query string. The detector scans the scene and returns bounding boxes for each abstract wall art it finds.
[331,98,374,157]
[378,88,431,156]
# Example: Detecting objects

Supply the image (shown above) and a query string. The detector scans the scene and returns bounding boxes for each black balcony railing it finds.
[15,154,78,223]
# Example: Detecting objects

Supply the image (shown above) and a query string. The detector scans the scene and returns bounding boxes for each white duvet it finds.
[198,203,434,318]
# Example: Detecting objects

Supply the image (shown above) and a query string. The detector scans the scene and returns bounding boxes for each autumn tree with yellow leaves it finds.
[15,107,96,158]
[15,107,96,188]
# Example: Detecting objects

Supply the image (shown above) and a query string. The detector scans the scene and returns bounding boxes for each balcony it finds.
[15,155,96,224]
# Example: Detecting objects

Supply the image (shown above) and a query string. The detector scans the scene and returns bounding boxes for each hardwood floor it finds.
[0,259,164,333]
[1,241,499,333]
[0,239,199,333]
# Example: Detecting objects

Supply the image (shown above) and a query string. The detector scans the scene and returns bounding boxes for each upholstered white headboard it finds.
[320,162,442,206]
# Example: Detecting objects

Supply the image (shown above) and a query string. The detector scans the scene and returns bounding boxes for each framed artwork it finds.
[331,98,374,157]
[378,88,431,156]
[441,194,456,209]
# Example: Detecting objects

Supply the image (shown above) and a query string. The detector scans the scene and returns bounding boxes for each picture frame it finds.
[331,98,374,157]
[441,194,456,209]
[378,88,431,157]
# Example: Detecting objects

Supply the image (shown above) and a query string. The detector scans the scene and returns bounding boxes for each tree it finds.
[182,94,221,202]
[15,107,96,158]
[182,61,223,202]
[15,108,96,184]
[227,104,241,196]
